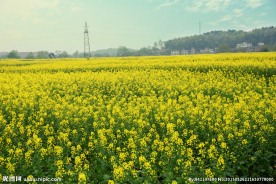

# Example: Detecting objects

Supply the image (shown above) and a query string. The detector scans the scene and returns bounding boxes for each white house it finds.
[236,42,252,49]
[171,50,180,55]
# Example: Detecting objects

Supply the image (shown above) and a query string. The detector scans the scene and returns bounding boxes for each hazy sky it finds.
[0,0,275,53]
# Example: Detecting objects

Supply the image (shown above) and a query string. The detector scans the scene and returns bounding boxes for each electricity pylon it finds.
[84,22,91,58]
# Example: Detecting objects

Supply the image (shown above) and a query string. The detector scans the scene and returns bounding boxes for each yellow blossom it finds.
[78,173,86,182]
[172,180,178,184]
[205,168,214,178]
[221,142,227,149]
[113,167,125,181]
[108,180,115,184]
[242,139,248,145]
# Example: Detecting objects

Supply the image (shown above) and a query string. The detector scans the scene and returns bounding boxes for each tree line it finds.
[164,26,276,53]
[1,50,71,59]
[2,26,276,59]
[100,26,276,56]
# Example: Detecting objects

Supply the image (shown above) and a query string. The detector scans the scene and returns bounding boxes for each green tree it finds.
[259,45,269,52]
[138,47,153,56]
[153,42,158,51]
[73,50,80,58]
[217,44,231,53]
[25,52,35,59]
[60,51,69,58]
[117,46,130,56]
[158,40,164,50]
[7,50,20,58]
[36,51,49,59]
[272,43,276,51]
[164,26,276,53]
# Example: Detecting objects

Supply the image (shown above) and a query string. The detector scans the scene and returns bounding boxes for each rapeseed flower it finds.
[78,173,86,182]
[0,53,275,183]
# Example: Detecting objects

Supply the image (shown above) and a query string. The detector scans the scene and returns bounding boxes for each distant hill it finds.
[90,27,276,56]
[1,26,275,58]
[91,48,118,57]
[91,47,137,57]
[0,52,8,58]
[0,52,32,58]
[164,26,276,52]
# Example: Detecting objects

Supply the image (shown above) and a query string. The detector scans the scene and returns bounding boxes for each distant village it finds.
[1,26,275,58]
[0,42,270,59]
[171,42,266,55]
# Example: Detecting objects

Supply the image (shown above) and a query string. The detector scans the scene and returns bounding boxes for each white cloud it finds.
[185,0,264,13]
[145,0,181,9]
[0,0,61,23]
[233,8,244,17]
[185,1,205,12]
[205,0,231,12]
[191,0,265,27]
[185,0,232,12]
[216,8,244,23]
[246,0,264,8]
[218,15,232,22]
[156,0,180,9]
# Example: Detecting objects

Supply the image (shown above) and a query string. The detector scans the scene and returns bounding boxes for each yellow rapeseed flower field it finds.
[0,53,275,183]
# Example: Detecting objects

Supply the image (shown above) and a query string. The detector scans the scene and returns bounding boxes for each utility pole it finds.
[84,22,91,58]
